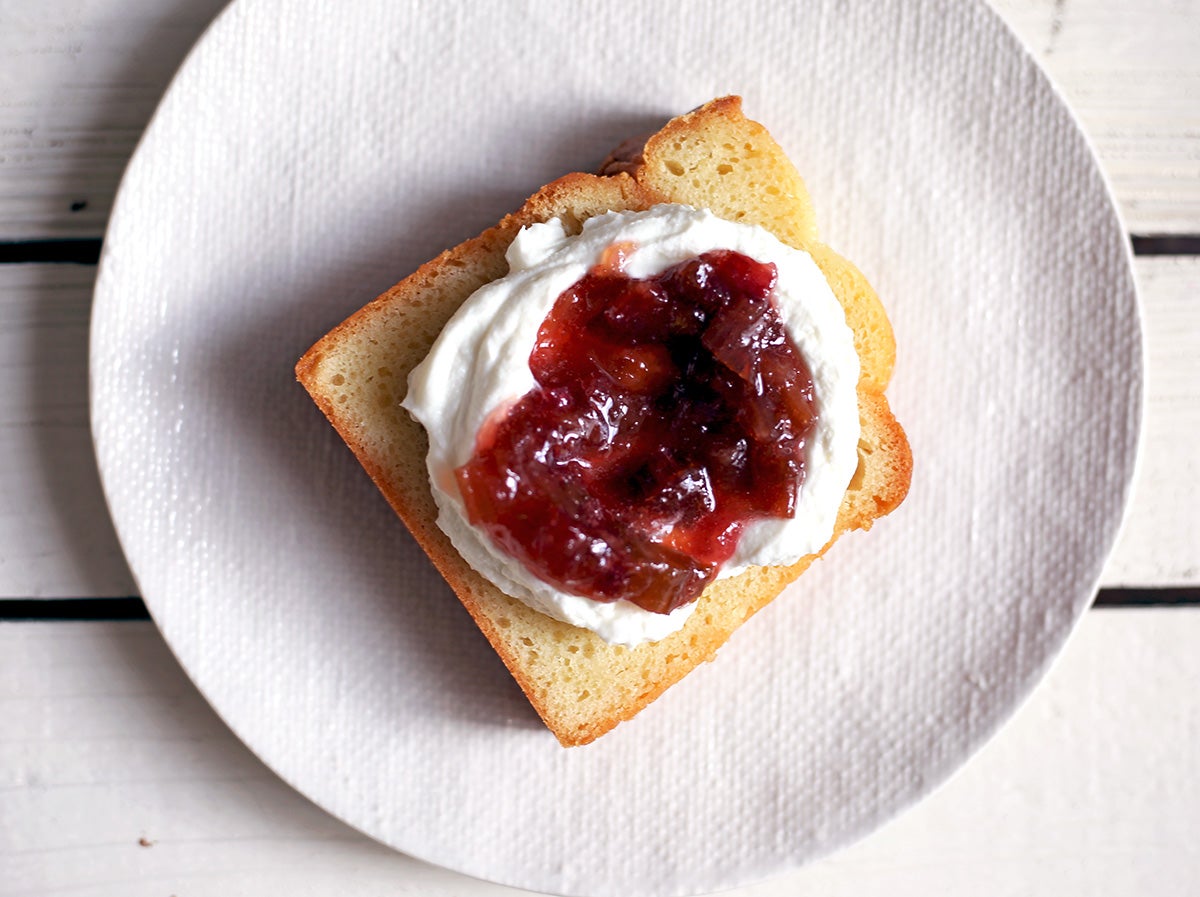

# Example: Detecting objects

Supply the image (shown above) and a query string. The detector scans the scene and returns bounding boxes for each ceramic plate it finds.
[91,1,1141,894]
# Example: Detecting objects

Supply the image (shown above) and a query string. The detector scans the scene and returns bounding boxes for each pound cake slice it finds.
[296,97,911,746]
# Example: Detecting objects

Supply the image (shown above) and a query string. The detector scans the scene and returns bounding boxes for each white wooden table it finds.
[2,1,1198,894]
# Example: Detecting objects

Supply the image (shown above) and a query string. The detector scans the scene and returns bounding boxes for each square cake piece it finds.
[296,97,911,745]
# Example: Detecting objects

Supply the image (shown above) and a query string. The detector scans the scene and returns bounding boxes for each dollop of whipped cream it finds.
[403,205,860,646]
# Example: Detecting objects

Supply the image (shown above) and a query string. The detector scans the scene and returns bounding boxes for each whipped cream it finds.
[403,205,860,646]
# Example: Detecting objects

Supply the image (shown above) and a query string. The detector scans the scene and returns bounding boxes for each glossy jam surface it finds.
[455,249,818,615]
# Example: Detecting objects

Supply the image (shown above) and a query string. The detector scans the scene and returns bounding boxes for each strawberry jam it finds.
[455,249,818,615]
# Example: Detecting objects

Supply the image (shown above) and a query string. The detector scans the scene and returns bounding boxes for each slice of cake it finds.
[296,97,911,745]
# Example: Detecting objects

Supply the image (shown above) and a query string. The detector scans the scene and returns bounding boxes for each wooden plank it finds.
[992,0,1200,235]
[0,0,228,240]
[2,256,1191,600]
[1103,256,1200,585]
[2,612,1198,895]
[0,265,135,597]
[0,0,1197,239]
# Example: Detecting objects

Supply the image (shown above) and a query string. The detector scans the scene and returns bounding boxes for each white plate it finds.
[90,1,1141,895]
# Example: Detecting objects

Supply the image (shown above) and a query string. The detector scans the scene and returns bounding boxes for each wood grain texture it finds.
[1103,256,1200,585]
[2,257,1191,599]
[991,0,1200,235]
[3,612,1197,895]
[0,0,228,239]
[0,0,1197,239]
[0,265,134,597]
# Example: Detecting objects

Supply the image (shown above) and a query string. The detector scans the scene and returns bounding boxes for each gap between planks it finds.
[1,234,1197,266]
[3,588,1200,621]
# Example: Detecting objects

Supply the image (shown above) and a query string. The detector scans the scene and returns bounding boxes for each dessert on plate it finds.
[296,97,911,745]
